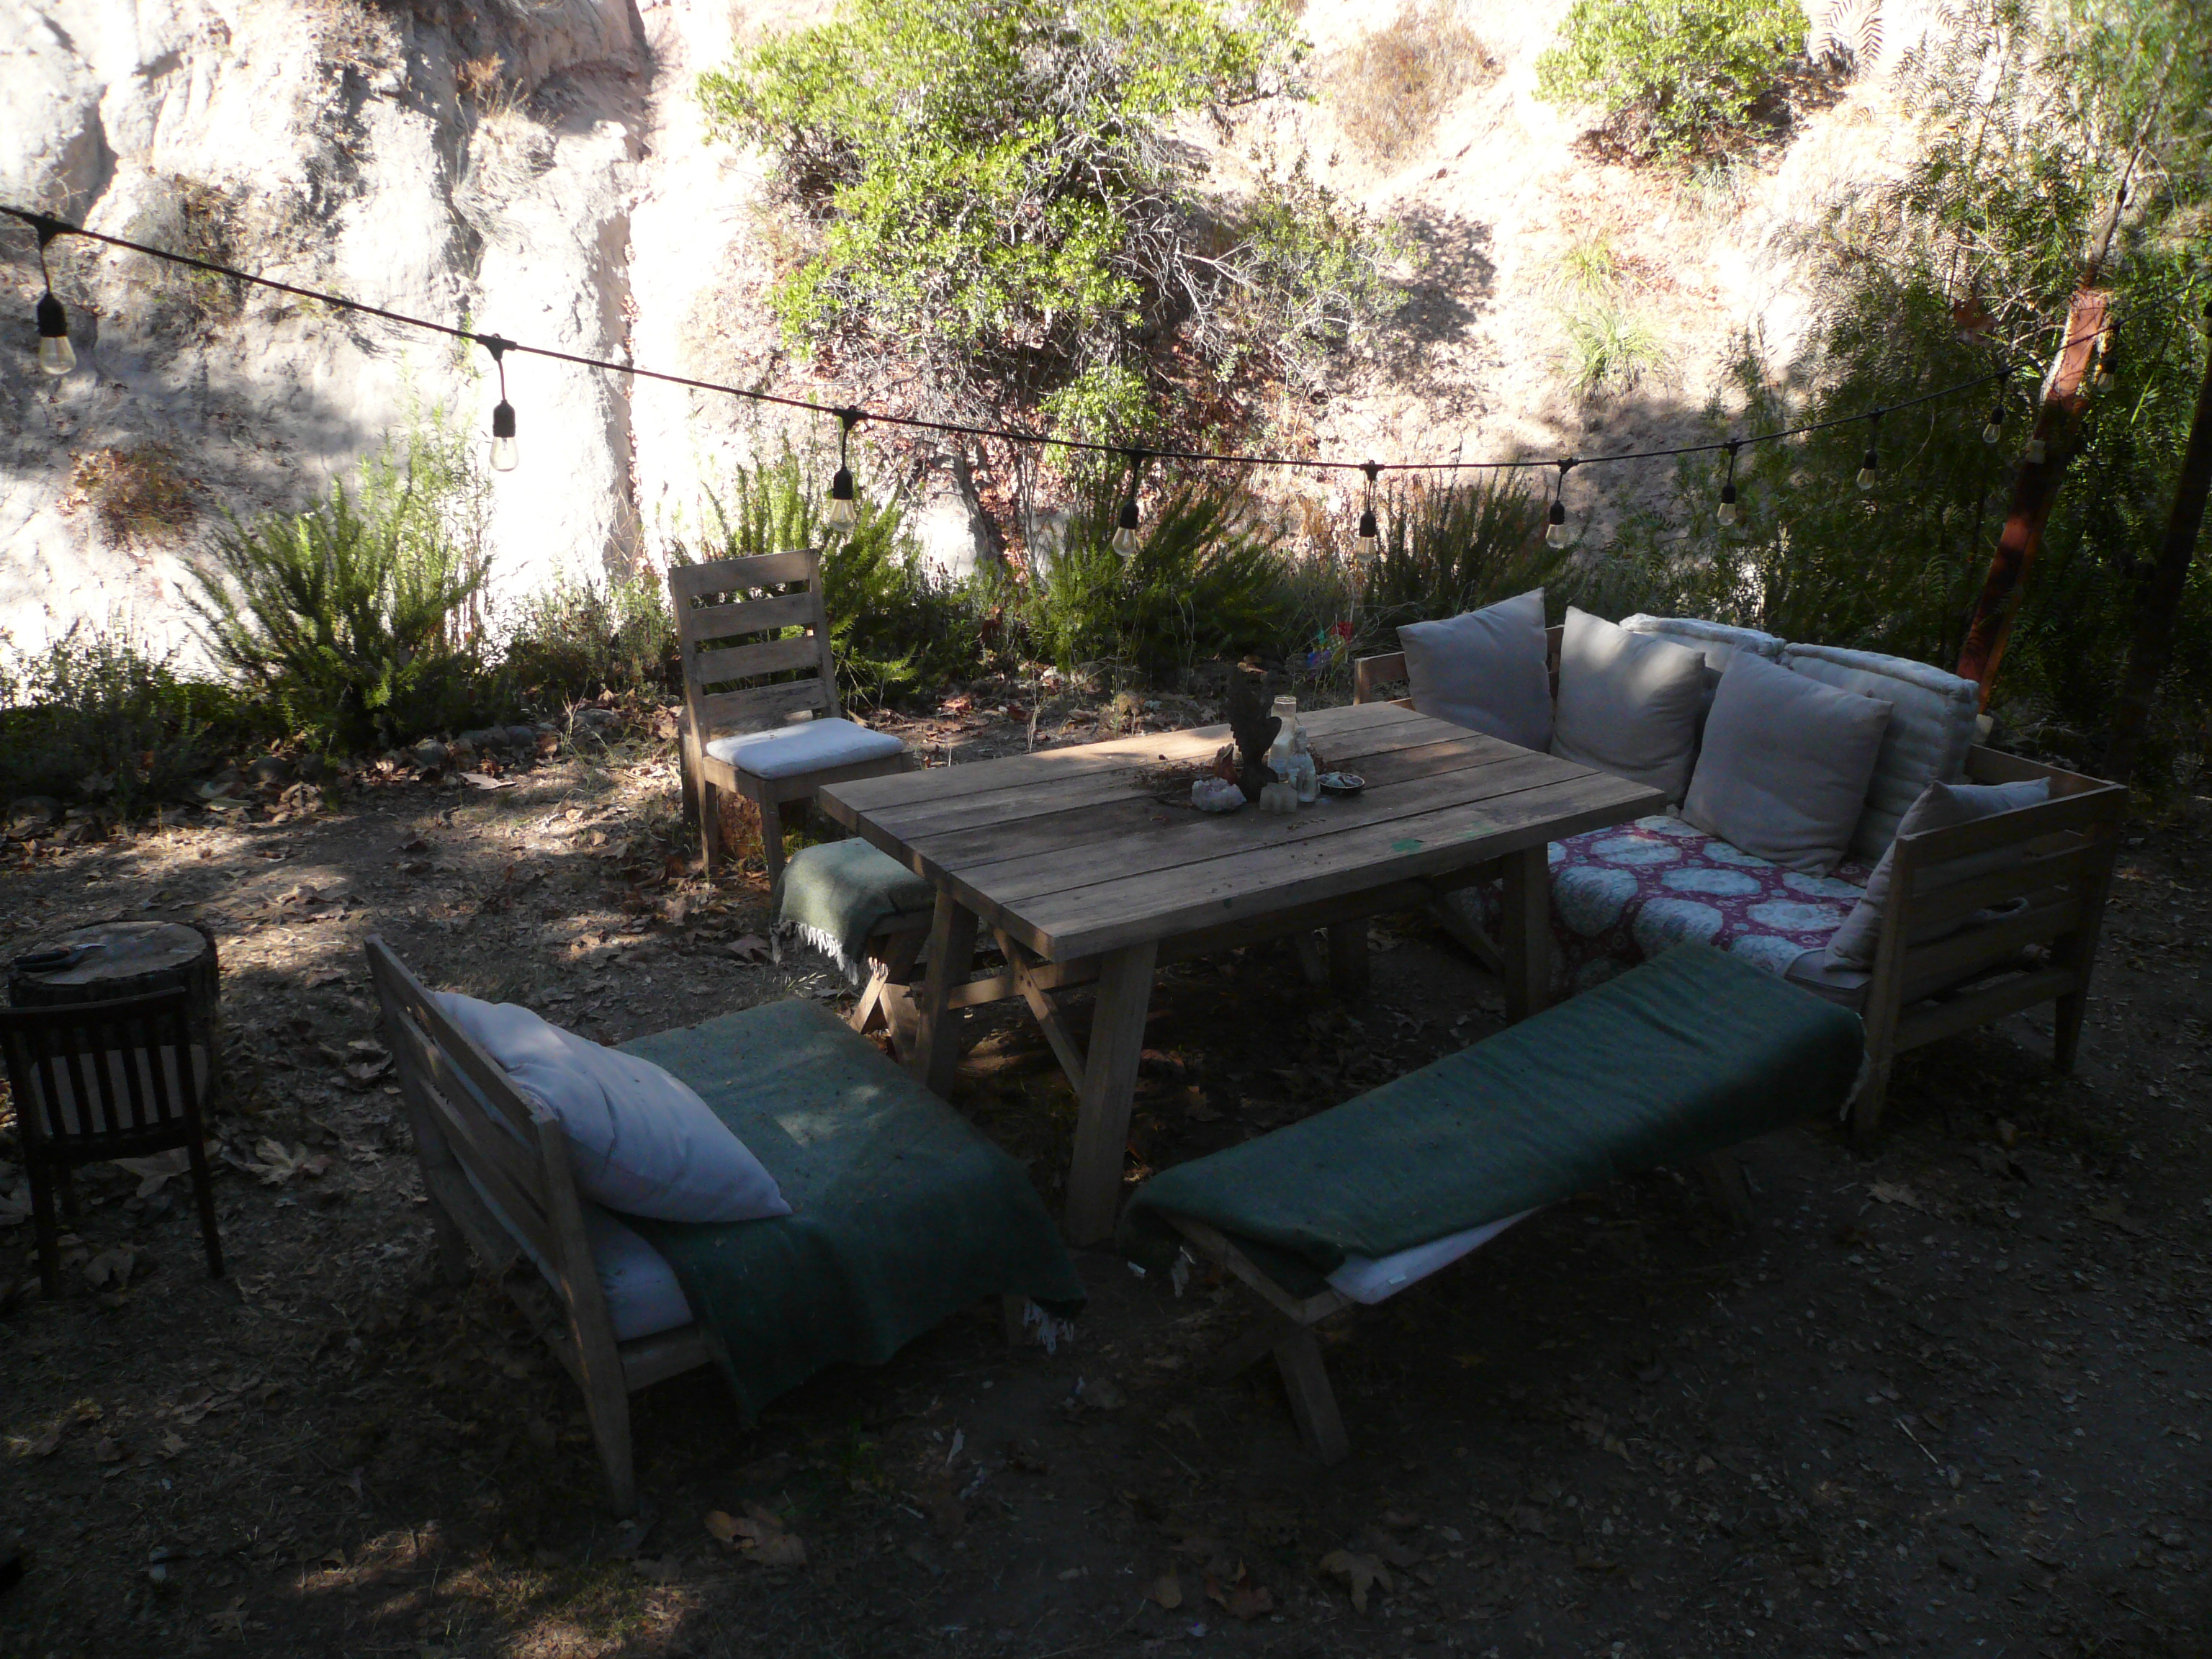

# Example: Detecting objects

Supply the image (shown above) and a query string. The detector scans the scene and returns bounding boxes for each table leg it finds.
[1326,920,1370,999]
[908,891,979,1097]
[1500,843,1550,1023]
[1062,939,1159,1246]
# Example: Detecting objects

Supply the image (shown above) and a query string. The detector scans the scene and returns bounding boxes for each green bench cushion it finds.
[775,838,935,981]
[1121,944,1863,1278]
[621,999,1084,1418]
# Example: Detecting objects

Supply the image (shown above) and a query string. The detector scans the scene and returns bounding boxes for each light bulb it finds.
[1982,417,2003,444]
[824,464,858,533]
[36,291,73,377]
[1113,498,1141,559]
[1856,451,1879,490]
[2024,436,2046,464]
[1717,483,1738,526]
[1545,500,1569,550]
[490,399,518,472]
[1354,507,1378,561]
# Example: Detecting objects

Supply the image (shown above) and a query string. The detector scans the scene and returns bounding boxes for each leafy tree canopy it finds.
[698,0,1400,440]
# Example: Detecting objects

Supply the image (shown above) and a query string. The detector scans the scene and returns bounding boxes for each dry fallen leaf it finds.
[1151,1572,1183,1609]
[709,1503,808,1566]
[240,1140,330,1186]
[208,1599,247,1638]
[84,1246,141,1290]
[9,1424,64,1460]
[157,1430,188,1459]
[92,1435,124,1464]
[1868,1181,1924,1211]
[460,771,517,790]
[1318,1549,1390,1612]
[1205,1564,1274,1620]
[727,935,771,964]
[114,1145,216,1197]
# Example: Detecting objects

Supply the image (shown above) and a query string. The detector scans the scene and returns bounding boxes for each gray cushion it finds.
[1780,644,1979,861]
[1549,606,1707,803]
[1619,614,1786,731]
[1826,777,2051,967]
[1397,588,1552,752]
[1682,652,1892,876]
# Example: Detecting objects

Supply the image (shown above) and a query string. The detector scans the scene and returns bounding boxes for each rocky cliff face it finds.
[1,0,1944,660]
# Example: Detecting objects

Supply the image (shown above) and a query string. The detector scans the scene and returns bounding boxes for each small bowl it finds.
[1317,771,1366,796]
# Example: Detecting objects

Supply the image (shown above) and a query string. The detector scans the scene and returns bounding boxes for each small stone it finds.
[246,755,296,787]
[412,739,450,770]
[5,796,60,834]
[459,727,505,751]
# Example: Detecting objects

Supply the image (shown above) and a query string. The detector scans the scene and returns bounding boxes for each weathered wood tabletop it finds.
[821,701,1664,1242]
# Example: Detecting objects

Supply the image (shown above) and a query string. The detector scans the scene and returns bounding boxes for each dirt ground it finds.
[4,696,2211,1659]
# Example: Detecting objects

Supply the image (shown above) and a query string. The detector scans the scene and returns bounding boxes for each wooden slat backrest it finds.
[364,938,585,1281]
[667,550,840,738]
[0,989,197,1148]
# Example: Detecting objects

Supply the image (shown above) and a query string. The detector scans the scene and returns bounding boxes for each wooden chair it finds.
[670,550,909,889]
[0,989,224,1297]
[367,938,712,1515]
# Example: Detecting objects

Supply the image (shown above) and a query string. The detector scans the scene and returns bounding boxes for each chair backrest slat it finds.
[669,549,840,741]
[0,989,201,1152]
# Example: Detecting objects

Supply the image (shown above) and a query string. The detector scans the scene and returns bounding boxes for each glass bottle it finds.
[1269,695,1300,780]
[1290,726,1320,803]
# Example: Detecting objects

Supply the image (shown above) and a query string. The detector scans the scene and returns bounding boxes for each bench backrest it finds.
[669,550,841,742]
[364,937,621,1349]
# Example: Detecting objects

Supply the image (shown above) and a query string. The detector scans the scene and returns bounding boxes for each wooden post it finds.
[1063,939,1158,1246]
[1955,287,2108,701]
[1499,844,1550,1023]
[2102,302,2212,784]
[909,891,979,1097]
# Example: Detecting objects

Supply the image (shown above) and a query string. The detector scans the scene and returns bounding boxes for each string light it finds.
[1982,371,2009,444]
[1856,412,1881,490]
[482,336,518,472]
[1112,449,1146,559]
[1717,440,1741,526]
[2091,325,2118,393]
[824,408,860,534]
[1545,459,1575,549]
[33,222,72,377]
[4,204,2190,512]
[1354,461,1380,562]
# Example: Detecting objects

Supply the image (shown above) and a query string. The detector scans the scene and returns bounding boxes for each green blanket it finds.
[774,838,935,983]
[1120,945,1862,1282]
[622,1000,1084,1419]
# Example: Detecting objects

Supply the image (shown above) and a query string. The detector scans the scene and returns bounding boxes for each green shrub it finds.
[1358,472,1562,644]
[701,0,1398,423]
[1535,0,1806,166]
[665,446,992,705]
[1552,238,1663,398]
[185,415,494,751]
[1016,475,1295,680]
[0,625,262,811]
[500,572,680,709]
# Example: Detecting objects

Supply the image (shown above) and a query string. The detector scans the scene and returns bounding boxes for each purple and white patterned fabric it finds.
[1458,815,1871,998]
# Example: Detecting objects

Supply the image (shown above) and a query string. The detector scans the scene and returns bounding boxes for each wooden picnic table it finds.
[819,701,1665,1244]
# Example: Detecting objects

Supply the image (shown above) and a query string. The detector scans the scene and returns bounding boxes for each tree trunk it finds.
[2101,305,2212,785]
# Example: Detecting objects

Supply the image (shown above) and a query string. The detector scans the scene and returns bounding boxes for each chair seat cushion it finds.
[620,999,1087,1418]
[1446,814,1871,998]
[1122,945,1865,1280]
[776,839,936,984]
[705,717,905,780]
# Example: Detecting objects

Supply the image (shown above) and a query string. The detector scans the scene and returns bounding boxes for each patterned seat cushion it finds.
[1452,815,1871,998]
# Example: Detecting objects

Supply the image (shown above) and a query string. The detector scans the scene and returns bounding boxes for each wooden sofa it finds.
[1352,642,2125,1136]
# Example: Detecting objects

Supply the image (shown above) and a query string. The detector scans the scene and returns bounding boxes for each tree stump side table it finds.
[7,921,222,1091]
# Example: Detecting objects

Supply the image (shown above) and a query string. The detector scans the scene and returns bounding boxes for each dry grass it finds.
[455,53,505,102]
[68,444,196,545]
[1337,1,1496,165]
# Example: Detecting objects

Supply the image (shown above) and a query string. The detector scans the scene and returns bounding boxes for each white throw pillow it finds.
[1681,652,1892,876]
[435,992,790,1223]
[1549,606,1707,803]
[1780,644,1979,862]
[1397,588,1553,752]
[1826,777,2051,967]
